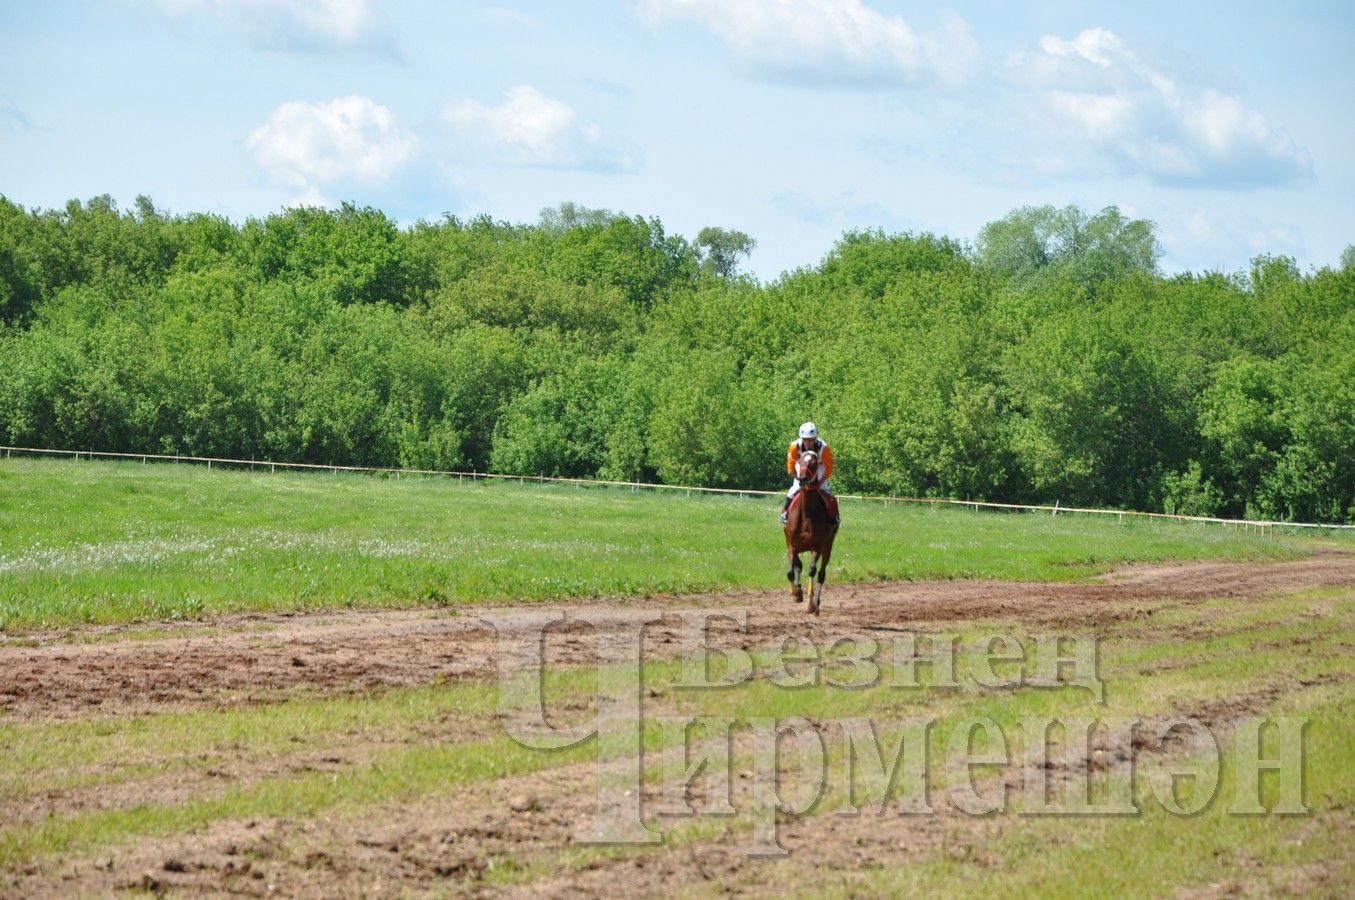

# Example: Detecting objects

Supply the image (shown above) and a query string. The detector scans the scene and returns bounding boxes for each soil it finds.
[2,549,1352,897]
[4,551,1352,721]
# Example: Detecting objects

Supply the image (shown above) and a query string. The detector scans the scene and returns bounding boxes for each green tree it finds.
[815,269,1008,500]
[646,350,788,488]
[695,226,756,278]
[538,201,616,233]
[1003,311,1174,507]
[545,214,698,309]
[0,193,1349,521]
[818,229,968,299]
[1160,461,1223,517]
[0,197,41,322]
[976,204,1159,287]
[1197,356,1289,517]
[242,204,411,306]
[489,355,631,478]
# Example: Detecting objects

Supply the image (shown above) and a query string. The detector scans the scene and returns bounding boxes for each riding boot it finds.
[779,496,790,524]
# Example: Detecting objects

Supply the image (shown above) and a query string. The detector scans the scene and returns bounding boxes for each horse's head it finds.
[797,450,820,483]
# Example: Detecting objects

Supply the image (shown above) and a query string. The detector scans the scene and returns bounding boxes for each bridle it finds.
[797,450,820,486]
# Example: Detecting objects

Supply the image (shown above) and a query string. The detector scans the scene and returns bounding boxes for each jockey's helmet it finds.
[799,422,818,440]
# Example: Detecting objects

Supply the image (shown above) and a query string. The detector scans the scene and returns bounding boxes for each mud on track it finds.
[3,550,1354,720]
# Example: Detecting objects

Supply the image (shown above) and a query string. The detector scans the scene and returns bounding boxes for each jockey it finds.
[781,421,839,525]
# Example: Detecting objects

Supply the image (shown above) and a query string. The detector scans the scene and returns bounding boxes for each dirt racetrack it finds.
[3,549,1353,720]
[3,549,1354,898]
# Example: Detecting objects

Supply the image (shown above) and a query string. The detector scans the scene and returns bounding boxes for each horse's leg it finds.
[810,543,832,614]
[807,549,818,580]
[787,549,803,602]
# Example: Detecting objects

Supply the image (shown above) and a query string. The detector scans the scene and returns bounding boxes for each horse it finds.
[784,450,839,615]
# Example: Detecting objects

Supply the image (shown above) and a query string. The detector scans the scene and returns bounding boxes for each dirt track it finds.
[3,550,1354,898]
[3,550,1354,720]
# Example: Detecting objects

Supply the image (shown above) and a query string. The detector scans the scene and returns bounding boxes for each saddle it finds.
[789,485,840,522]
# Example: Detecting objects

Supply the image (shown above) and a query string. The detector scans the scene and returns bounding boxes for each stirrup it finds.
[779,511,788,524]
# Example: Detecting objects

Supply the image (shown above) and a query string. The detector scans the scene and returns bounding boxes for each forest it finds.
[0,195,1351,522]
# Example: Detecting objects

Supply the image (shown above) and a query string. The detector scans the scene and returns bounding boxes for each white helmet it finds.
[799,421,818,440]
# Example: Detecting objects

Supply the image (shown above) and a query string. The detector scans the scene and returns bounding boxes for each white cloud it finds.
[247,96,417,205]
[150,0,396,55]
[639,0,980,88]
[1010,28,1311,188]
[1038,27,1120,69]
[441,86,638,172]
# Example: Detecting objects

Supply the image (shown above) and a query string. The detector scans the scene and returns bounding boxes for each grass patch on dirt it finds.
[0,456,1318,629]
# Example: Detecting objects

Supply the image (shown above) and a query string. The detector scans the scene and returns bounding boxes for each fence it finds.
[3,444,1352,533]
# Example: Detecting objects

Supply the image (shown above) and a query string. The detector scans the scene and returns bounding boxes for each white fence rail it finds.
[3,444,1352,532]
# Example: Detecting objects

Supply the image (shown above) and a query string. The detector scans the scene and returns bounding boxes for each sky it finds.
[1,0,1352,280]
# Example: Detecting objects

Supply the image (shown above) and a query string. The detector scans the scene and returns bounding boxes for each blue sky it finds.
[1,0,1351,279]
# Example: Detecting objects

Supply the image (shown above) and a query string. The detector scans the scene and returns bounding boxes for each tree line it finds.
[1,194,1351,522]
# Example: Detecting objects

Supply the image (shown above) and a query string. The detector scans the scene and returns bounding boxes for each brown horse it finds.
[784,450,839,615]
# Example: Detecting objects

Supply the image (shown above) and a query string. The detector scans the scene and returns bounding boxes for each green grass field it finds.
[1,456,1351,895]
[0,456,1320,630]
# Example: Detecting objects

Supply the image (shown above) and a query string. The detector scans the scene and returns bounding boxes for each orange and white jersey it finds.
[786,439,833,482]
